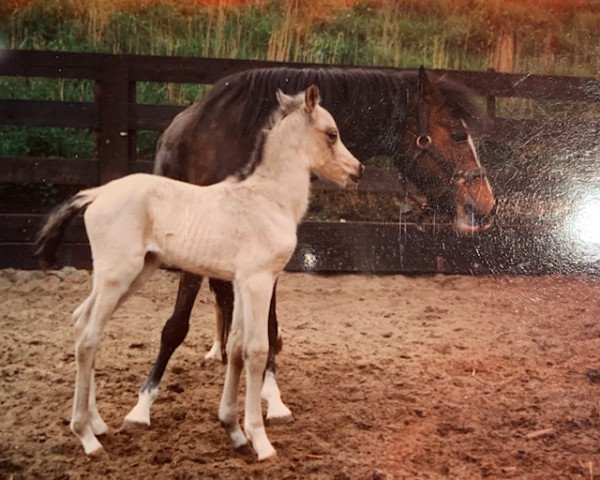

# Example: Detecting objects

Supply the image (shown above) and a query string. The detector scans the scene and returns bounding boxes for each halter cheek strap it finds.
[415,70,487,186]
[414,134,487,185]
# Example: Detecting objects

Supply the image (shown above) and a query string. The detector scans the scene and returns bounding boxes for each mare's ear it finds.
[276,89,300,115]
[304,84,320,115]
[418,65,441,103]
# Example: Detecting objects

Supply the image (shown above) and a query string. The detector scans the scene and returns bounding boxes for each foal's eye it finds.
[326,130,338,144]
[451,131,469,143]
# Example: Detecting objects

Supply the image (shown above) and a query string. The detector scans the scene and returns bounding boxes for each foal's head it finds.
[276,85,364,188]
[408,67,496,233]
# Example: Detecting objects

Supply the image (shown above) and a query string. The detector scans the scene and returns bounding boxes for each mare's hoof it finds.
[204,345,223,363]
[266,413,294,426]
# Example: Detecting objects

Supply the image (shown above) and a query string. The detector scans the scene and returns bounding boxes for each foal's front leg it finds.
[240,273,277,461]
[218,283,248,451]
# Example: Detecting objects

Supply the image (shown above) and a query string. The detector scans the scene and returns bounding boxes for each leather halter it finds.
[414,69,487,186]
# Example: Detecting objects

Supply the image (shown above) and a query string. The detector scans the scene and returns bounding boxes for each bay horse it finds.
[35,85,363,460]
[125,66,497,429]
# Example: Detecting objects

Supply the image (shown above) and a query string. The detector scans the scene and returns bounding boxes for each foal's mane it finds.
[234,92,292,181]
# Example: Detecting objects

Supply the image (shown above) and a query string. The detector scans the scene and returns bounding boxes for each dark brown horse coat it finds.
[128,66,495,427]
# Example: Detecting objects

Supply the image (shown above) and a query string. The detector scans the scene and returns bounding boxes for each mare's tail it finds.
[34,187,100,268]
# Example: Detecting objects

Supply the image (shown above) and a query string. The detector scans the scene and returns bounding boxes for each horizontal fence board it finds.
[0,99,98,128]
[0,157,99,185]
[2,49,599,103]
[130,160,154,174]
[3,100,597,146]
[126,55,311,84]
[0,49,102,79]
[2,214,596,275]
[0,243,91,270]
[130,103,186,130]
[487,117,600,143]
[0,214,87,243]
[448,70,600,103]
[311,167,405,193]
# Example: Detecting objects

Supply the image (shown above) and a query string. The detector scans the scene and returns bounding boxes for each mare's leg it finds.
[205,279,234,362]
[72,256,147,455]
[218,282,248,451]
[124,271,202,427]
[261,281,293,423]
[240,273,277,461]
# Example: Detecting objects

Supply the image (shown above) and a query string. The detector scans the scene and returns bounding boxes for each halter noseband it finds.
[414,68,487,186]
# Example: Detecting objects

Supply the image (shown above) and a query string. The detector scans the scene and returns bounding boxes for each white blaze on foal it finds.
[35,85,363,461]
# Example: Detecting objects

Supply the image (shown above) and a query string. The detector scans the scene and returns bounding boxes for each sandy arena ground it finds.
[1,268,599,479]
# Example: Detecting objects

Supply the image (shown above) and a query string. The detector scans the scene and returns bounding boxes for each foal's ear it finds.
[304,84,320,114]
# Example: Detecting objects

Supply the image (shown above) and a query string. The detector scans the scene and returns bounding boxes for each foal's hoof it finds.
[121,418,150,431]
[91,418,109,436]
[265,413,294,426]
[257,446,277,462]
[85,443,109,460]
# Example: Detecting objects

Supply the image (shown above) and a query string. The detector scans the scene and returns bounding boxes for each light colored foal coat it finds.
[37,85,362,461]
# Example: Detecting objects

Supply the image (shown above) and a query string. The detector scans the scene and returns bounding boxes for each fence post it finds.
[95,55,135,184]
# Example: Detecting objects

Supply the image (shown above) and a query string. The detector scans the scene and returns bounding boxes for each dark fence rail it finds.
[1,49,599,273]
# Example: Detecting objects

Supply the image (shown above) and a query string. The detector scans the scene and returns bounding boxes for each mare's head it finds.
[276,85,364,188]
[406,67,496,233]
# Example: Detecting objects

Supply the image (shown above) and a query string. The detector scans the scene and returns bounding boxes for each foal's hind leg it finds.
[71,260,145,455]
[124,271,202,427]
[88,369,108,436]
[261,281,293,424]
[72,289,108,437]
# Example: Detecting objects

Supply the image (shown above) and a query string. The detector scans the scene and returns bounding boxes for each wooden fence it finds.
[1,49,599,274]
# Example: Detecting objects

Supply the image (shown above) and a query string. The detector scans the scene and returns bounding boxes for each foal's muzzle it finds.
[349,164,365,184]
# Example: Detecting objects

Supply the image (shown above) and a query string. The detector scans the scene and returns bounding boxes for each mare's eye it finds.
[451,131,468,143]
[326,130,338,144]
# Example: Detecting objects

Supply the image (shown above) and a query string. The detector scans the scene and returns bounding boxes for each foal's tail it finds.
[34,188,100,268]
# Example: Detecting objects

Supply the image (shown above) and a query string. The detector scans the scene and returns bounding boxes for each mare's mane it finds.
[178,67,484,182]
[197,67,482,136]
